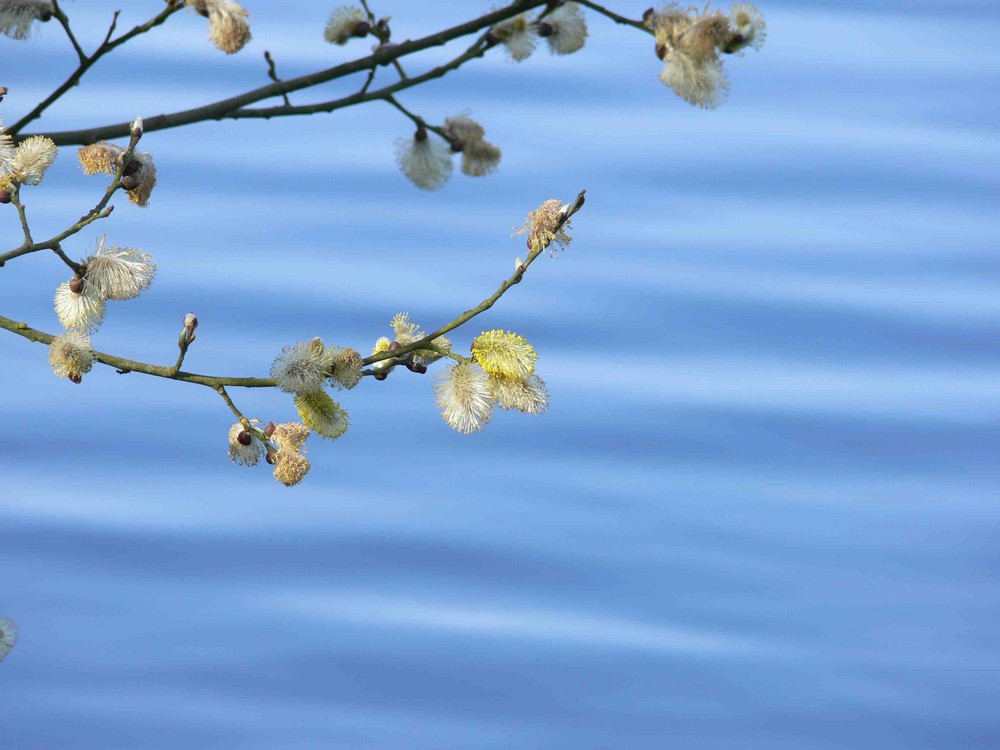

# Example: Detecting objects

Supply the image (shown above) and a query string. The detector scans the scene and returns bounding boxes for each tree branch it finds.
[20,1,547,145]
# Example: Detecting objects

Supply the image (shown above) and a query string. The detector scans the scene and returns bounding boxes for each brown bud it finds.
[122,159,140,177]
[237,430,252,446]
[121,175,139,191]
[485,29,500,46]
[265,449,278,465]
[655,43,667,60]
[373,371,388,381]
[69,277,85,294]
[352,20,371,38]
[0,189,11,204]
[414,127,428,142]
[39,9,53,22]
[406,361,428,374]
[642,8,656,24]
[388,340,402,351]
[263,421,276,438]
[69,373,83,384]
[537,22,554,37]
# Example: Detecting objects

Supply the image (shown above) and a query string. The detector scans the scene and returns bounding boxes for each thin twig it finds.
[263,51,292,106]
[574,0,650,32]
[51,0,87,63]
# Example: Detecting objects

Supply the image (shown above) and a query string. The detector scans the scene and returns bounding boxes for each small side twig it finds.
[263,51,292,106]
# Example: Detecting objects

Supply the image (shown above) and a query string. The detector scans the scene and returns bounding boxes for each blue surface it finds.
[1,2,999,748]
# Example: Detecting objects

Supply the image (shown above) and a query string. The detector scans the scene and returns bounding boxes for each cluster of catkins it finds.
[0,117,158,385]
[645,2,766,108]
[254,194,571,487]
[228,339,364,486]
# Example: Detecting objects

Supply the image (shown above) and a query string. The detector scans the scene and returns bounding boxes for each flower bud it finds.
[130,116,143,139]
[642,8,656,23]
[69,277,85,294]
[0,189,11,204]
[264,421,276,438]
[69,373,83,384]
[265,449,278,465]
[406,361,428,374]
[352,20,370,37]
[388,340,403,351]
[122,159,140,177]
[183,312,198,330]
[537,22,554,37]
[237,430,252,446]
[655,43,667,60]
[121,176,139,191]
[374,371,388,381]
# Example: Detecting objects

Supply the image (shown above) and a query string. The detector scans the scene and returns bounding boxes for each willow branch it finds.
[0,191,584,391]
[0,131,139,267]
[363,190,587,367]
[22,1,547,145]
[8,3,183,137]
[0,313,276,388]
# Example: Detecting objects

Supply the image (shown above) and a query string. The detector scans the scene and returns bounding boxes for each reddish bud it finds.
[406,361,428,374]
[388,340,403,351]
[69,277,85,294]
[414,127,428,142]
[265,450,278,465]
[121,175,139,191]
[0,189,11,204]
[537,22,554,37]
[69,373,83,384]
[264,421,276,438]
[352,20,371,37]
[485,29,500,46]
[373,371,388,381]
[642,8,656,24]
[122,159,140,177]
[237,430,252,446]
[655,43,667,60]
[183,312,198,330]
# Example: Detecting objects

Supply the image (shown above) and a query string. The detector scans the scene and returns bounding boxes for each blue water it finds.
[2,2,999,748]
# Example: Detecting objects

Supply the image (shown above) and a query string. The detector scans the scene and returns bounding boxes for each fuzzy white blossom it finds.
[185,0,251,54]
[228,422,263,466]
[395,130,452,190]
[493,13,536,62]
[48,331,96,381]
[660,50,729,109]
[725,2,766,53]
[10,135,56,185]
[324,5,367,45]
[82,237,157,301]
[541,2,587,55]
[0,122,15,174]
[0,616,17,661]
[490,373,549,414]
[434,361,494,434]
[271,338,328,394]
[54,281,105,334]
[0,0,53,40]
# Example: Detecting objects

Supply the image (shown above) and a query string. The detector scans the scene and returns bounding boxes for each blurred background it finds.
[1,1,998,747]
